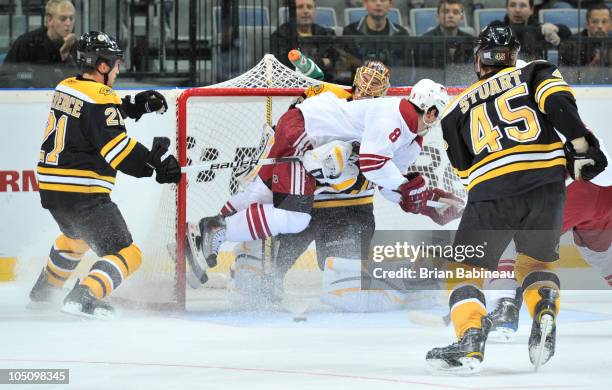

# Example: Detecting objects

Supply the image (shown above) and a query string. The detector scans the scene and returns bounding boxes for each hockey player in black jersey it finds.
[29,31,181,318]
[426,25,607,372]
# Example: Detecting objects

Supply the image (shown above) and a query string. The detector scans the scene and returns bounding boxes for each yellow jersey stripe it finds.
[535,78,563,98]
[59,78,121,105]
[36,166,116,183]
[466,158,566,191]
[39,183,112,194]
[313,196,374,208]
[110,138,137,169]
[100,132,127,158]
[538,86,576,113]
[454,142,564,178]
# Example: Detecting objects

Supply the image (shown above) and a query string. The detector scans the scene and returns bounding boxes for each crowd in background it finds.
[0,0,610,87]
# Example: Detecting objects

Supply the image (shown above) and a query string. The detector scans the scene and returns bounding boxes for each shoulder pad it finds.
[58,78,121,105]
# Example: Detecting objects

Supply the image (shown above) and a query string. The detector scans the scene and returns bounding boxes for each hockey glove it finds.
[419,188,464,226]
[147,137,181,184]
[564,132,608,181]
[121,90,168,121]
[397,173,428,213]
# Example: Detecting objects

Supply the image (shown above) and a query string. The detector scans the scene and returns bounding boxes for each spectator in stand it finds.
[1,0,78,87]
[342,0,409,71]
[561,3,612,66]
[272,0,341,81]
[420,0,473,67]
[343,0,409,36]
[493,0,572,60]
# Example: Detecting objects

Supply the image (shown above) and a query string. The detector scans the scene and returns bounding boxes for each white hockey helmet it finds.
[408,79,449,133]
[303,140,354,182]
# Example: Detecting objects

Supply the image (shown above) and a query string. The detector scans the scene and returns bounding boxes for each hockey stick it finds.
[180,156,301,173]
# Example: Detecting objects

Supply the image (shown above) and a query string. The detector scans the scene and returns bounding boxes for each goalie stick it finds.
[180,156,301,173]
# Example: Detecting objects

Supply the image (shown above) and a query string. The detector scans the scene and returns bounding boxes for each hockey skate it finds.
[61,282,115,320]
[528,287,558,370]
[426,316,492,373]
[488,297,520,342]
[27,267,65,309]
[185,221,209,288]
[198,215,226,268]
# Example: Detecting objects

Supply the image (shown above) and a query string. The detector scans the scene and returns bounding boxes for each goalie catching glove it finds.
[147,137,181,184]
[397,173,464,225]
[564,131,608,181]
[302,140,358,187]
[121,90,168,121]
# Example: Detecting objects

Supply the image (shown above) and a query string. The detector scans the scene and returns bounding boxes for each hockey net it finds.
[123,55,465,310]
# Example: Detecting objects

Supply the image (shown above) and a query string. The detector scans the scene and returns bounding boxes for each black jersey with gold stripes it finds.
[441,60,588,201]
[37,76,153,209]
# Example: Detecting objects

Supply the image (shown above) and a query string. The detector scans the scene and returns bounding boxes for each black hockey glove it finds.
[121,90,168,121]
[147,137,181,184]
[564,132,608,181]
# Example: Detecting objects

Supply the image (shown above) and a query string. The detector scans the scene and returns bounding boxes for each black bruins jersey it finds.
[441,60,588,201]
[37,76,153,209]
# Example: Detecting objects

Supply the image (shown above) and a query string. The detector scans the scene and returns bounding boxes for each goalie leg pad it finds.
[321,257,406,312]
[228,250,276,308]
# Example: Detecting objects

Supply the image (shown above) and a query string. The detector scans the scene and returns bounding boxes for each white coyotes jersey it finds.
[296,92,422,190]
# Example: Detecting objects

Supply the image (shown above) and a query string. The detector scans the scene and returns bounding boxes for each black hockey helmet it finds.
[474,24,520,68]
[76,31,123,70]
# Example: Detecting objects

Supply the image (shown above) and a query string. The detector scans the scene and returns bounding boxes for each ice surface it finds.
[1,281,611,390]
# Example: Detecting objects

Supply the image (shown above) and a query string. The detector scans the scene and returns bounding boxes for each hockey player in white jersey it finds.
[188,79,460,276]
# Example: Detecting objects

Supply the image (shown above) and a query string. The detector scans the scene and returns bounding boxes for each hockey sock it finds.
[449,284,487,339]
[577,245,612,287]
[81,244,142,299]
[515,253,560,318]
[220,176,272,216]
[485,258,519,309]
[225,203,311,242]
[46,235,89,287]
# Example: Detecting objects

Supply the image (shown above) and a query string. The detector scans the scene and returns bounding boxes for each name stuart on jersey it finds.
[458,69,523,114]
[50,91,84,118]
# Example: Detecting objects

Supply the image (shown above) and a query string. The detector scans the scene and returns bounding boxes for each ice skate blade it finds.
[426,357,482,374]
[532,314,554,371]
[488,327,517,343]
[61,302,115,320]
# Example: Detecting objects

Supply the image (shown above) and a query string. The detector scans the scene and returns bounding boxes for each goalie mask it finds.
[408,79,449,135]
[303,140,355,184]
[353,61,390,99]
